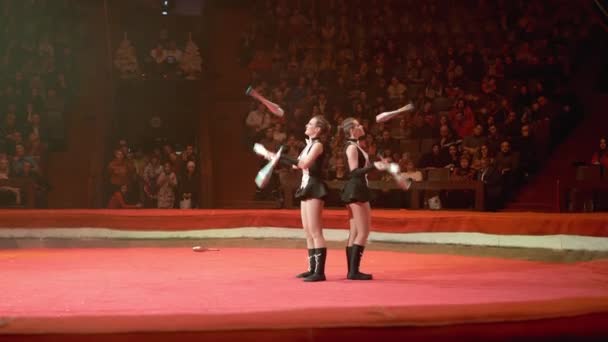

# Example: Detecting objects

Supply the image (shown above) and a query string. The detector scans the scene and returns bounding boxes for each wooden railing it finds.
[0,178,36,208]
[557,165,608,212]
[557,179,608,212]
[279,172,484,210]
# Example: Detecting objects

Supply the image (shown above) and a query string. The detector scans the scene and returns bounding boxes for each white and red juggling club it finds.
[375,103,415,123]
[255,145,283,189]
[246,86,285,117]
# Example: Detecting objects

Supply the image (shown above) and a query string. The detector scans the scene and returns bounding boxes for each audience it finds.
[0,0,80,207]
[241,0,589,210]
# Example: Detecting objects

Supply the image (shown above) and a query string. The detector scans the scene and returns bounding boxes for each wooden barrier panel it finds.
[280,172,484,211]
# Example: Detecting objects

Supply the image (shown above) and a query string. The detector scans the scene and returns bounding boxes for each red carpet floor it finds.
[1,247,608,341]
[2,209,608,236]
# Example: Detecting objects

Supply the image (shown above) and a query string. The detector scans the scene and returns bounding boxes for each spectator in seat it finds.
[25,132,44,158]
[390,117,411,140]
[451,110,475,139]
[503,111,521,137]
[495,141,520,175]
[447,156,477,209]
[462,124,487,156]
[486,124,503,154]
[1,113,20,152]
[181,144,197,163]
[478,158,503,211]
[494,140,520,200]
[329,157,348,180]
[259,127,278,152]
[419,144,446,169]
[285,134,303,159]
[178,160,200,209]
[12,144,39,175]
[157,162,177,209]
[471,144,494,171]
[377,130,399,156]
[410,113,434,139]
[362,135,378,159]
[444,144,461,171]
[424,76,443,101]
[272,123,287,145]
[168,151,183,176]
[19,160,49,207]
[0,157,10,180]
[511,124,537,178]
[107,148,133,192]
[438,114,455,136]
[591,137,608,175]
[452,156,477,181]
[387,76,407,103]
[143,155,162,208]
[26,113,47,143]
[400,160,423,182]
[438,124,458,151]
[246,103,272,141]
[107,184,141,209]
[0,157,21,206]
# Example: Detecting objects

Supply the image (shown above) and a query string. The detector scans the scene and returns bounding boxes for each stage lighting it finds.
[161,0,173,16]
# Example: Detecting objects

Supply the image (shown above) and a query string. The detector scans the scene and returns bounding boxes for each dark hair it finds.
[341,117,357,137]
[312,115,331,138]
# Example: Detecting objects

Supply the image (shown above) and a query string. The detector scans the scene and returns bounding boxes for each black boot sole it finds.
[347,272,373,280]
[303,274,326,282]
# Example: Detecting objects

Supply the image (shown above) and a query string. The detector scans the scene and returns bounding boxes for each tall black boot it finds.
[303,247,326,282]
[296,248,316,278]
[346,246,352,276]
[347,244,372,280]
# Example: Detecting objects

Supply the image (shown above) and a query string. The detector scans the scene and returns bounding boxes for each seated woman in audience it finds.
[399,160,423,183]
[471,144,494,171]
[452,156,477,181]
[591,137,608,171]
[329,157,348,181]
[444,144,461,171]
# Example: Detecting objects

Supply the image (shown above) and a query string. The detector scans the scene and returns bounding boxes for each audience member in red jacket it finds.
[107,184,141,209]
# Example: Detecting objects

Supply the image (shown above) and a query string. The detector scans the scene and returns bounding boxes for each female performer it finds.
[272,115,332,282]
[340,117,382,280]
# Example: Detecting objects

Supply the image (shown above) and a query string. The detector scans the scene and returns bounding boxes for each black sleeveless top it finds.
[302,138,325,179]
[341,139,372,203]
[345,139,368,177]
[295,138,328,200]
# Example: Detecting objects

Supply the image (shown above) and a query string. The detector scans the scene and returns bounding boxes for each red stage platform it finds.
[1,247,608,341]
[2,209,608,340]
[1,209,608,237]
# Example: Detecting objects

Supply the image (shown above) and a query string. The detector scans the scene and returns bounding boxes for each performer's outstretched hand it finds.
[374,161,389,171]
[253,143,273,160]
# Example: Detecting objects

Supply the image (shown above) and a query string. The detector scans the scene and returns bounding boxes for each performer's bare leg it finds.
[347,205,357,246]
[347,201,372,280]
[301,203,314,248]
[350,202,371,246]
[303,198,327,282]
[296,200,316,278]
